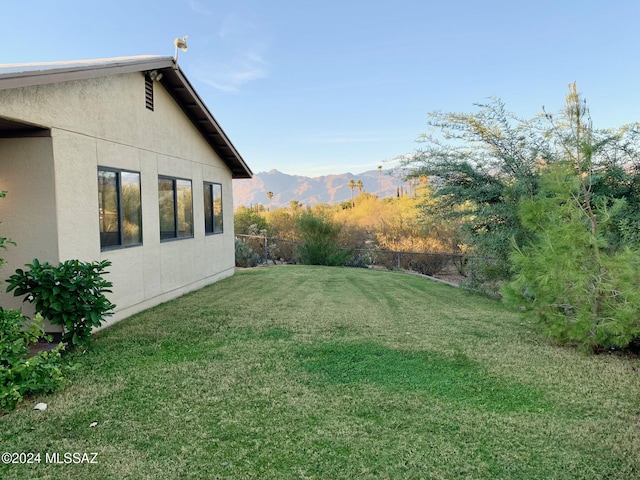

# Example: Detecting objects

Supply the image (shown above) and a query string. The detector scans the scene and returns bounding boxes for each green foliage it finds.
[235,239,262,267]
[500,87,640,351]
[406,99,545,285]
[0,192,67,413]
[234,206,268,235]
[503,163,640,351]
[6,259,116,349]
[0,308,66,413]
[294,211,352,266]
[596,166,640,249]
[406,90,640,293]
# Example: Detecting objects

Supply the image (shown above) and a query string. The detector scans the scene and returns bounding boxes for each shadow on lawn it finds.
[297,342,551,414]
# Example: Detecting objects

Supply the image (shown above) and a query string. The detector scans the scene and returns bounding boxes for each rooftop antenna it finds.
[174,36,188,61]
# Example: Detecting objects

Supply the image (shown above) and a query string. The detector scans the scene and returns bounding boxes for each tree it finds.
[502,85,640,350]
[266,191,274,211]
[356,180,363,195]
[265,206,300,240]
[405,98,544,289]
[348,180,356,207]
[503,163,640,350]
[405,87,640,293]
[234,206,267,235]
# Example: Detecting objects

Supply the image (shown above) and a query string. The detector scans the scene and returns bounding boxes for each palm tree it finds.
[356,180,363,196]
[348,180,356,207]
[266,191,273,211]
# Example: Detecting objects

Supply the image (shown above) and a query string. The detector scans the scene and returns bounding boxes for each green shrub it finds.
[503,163,640,351]
[235,239,262,267]
[6,259,116,349]
[294,212,352,266]
[0,308,66,413]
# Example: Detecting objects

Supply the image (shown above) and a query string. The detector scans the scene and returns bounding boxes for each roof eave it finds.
[0,57,175,91]
[0,56,253,179]
[159,65,253,179]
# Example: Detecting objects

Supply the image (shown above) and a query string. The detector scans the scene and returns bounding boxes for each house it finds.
[0,55,252,330]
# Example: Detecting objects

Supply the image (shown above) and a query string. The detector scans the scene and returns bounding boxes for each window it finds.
[98,168,142,249]
[204,182,223,234]
[159,176,193,240]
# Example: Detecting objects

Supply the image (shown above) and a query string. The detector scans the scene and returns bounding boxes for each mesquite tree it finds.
[406,97,548,291]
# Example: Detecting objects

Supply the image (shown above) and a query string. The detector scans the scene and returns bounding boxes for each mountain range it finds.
[232,168,412,209]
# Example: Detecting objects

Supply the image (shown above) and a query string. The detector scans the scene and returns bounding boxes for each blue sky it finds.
[2,1,639,177]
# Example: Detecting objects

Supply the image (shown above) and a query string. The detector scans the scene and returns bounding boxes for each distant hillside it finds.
[232,168,412,209]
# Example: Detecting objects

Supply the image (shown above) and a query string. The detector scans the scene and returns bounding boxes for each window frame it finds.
[98,167,143,251]
[203,181,224,235]
[158,175,194,242]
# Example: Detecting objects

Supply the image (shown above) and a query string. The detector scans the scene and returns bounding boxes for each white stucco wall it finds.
[0,71,237,329]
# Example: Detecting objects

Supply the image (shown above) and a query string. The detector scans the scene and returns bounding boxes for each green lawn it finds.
[2,266,640,479]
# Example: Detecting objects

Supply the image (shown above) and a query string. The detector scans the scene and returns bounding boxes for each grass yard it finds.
[2,265,640,479]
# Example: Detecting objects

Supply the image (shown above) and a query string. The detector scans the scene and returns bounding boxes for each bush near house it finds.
[0,307,66,413]
[6,259,116,349]
[0,192,66,413]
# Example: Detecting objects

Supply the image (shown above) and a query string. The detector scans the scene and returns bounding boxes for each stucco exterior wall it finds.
[0,72,237,329]
[0,137,58,312]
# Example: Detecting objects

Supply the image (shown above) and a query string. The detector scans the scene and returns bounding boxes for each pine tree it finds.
[503,85,640,350]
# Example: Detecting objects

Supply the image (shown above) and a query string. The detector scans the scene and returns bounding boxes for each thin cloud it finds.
[305,158,403,174]
[185,0,212,16]
[199,51,269,93]
[295,132,402,144]
[197,9,270,93]
[217,11,257,40]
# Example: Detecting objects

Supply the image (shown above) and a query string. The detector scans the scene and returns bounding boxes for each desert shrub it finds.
[268,238,297,264]
[6,259,115,349]
[405,253,448,276]
[235,239,261,267]
[294,212,352,266]
[346,250,376,268]
[0,308,66,413]
[419,253,448,276]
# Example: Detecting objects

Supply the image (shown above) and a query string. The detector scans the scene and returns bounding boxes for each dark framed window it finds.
[204,182,223,234]
[159,176,193,241]
[98,168,142,250]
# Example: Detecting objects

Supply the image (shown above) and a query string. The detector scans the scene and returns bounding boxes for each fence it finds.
[235,234,493,283]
